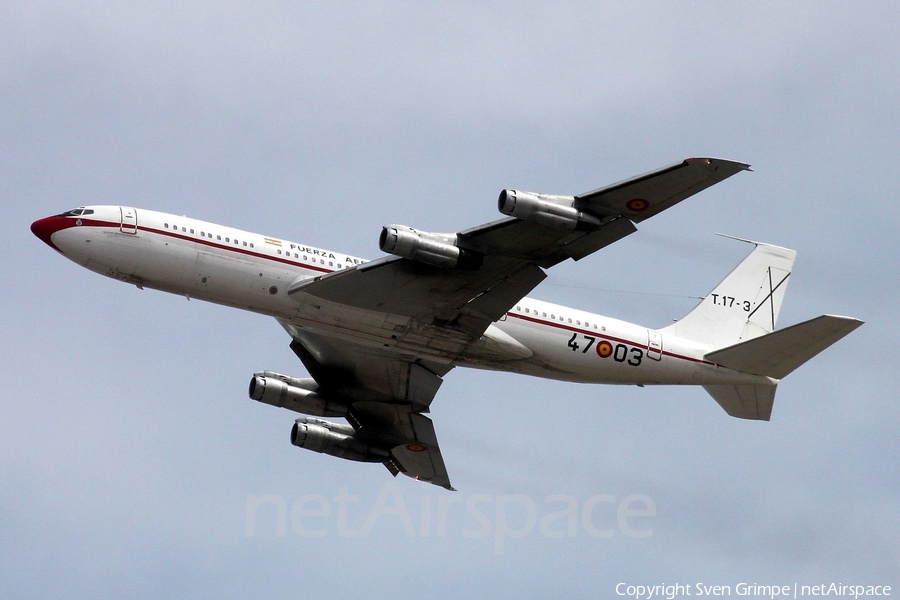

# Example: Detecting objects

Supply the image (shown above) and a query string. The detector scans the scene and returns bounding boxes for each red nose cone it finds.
[31,216,69,252]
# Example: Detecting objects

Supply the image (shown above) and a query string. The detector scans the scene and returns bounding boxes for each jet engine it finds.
[379,224,481,268]
[249,371,346,417]
[497,189,602,230]
[291,417,389,463]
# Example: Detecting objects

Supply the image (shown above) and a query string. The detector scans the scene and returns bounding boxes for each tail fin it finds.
[662,237,796,348]
[702,315,863,420]
[663,239,863,421]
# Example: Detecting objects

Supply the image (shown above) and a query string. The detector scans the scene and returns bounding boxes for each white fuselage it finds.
[35,205,768,388]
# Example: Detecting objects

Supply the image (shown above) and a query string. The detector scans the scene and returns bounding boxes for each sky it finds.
[2,2,898,598]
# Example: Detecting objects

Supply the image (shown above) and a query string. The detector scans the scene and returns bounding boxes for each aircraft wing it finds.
[279,158,748,489]
[574,157,750,223]
[278,321,456,489]
[288,158,749,342]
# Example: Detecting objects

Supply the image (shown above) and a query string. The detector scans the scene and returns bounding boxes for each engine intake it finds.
[498,189,602,230]
[291,417,388,463]
[379,225,481,268]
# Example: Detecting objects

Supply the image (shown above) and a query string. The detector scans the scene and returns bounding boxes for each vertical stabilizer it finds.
[662,239,796,349]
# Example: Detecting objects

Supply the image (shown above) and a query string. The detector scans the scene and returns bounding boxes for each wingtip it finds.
[688,157,752,172]
[715,232,758,245]
[823,314,865,328]
[714,233,794,254]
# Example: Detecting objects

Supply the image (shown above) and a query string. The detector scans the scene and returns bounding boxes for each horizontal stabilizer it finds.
[704,383,777,420]
[705,315,863,379]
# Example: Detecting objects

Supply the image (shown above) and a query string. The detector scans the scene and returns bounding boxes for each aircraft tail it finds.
[662,239,863,421]
[701,315,863,420]
[661,238,796,348]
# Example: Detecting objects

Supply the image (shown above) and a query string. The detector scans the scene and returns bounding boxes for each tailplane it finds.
[701,315,862,421]
[662,238,796,348]
[704,314,863,379]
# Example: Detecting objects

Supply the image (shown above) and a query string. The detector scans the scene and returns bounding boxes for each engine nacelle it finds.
[291,417,388,463]
[498,189,602,230]
[379,225,481,268]
[249,372,346,417]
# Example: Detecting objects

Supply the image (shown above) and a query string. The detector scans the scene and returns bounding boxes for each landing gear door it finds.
[647,330,663,361]
[120,207,137,234]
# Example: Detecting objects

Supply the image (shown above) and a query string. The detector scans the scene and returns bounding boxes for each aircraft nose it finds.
[31,216,70,252]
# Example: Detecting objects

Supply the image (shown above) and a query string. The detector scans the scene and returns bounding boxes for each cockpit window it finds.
[59,208,94,217]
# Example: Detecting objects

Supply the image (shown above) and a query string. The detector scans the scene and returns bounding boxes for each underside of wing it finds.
[575,157,750,223]
[256,321,456,489]
[289,253,547,342]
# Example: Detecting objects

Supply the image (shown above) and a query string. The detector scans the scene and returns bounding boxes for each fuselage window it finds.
[250,243,254,248]
[217,235,222,241]
[225,237,230,242]
[243,242,248,247]
[328,261,333,267]
[525,308,530,314]
[182,227,186,232]
[303,255,307,261]
[190,229,194,234]
[567,318,572,323]
[337,264,342,269]
[234,239,239,245]
[164,223,169,228]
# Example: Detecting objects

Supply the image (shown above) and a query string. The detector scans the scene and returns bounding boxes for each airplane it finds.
[31,158,862,490]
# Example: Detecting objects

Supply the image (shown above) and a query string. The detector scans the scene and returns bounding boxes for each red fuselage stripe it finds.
[506,312,712,365]
[71,219,336,274]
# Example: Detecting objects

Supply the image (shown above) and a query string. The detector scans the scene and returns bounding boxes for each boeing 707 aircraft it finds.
[31,158,862,489]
